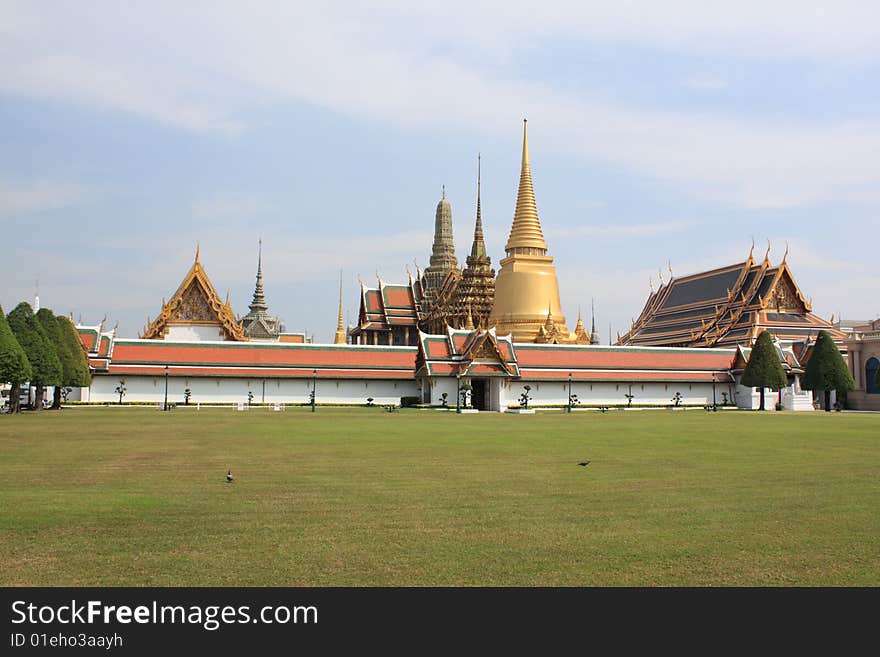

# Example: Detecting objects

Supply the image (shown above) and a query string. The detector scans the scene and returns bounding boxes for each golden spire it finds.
[334,271,346,344]
[544,302,554,330]
[504,119,548,253]
[464,305,475,330]
[195,242,200,265]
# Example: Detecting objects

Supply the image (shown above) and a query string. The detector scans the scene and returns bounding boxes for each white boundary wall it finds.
[420,377,736,410]
[89,374,418,405]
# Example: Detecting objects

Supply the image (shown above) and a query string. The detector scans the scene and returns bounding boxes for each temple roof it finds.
[619,247,845,348]
[416,327,519,377]
[103,339,417,380]
[351,274,423,334]
[81,324,735,386]
[141,247,247,341]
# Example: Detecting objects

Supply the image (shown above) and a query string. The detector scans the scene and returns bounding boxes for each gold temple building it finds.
[350,119,590,346]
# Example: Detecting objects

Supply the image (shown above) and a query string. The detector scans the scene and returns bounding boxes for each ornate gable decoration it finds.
[141,249,247,341]
[460,330,512,375]
[763,264,809,313]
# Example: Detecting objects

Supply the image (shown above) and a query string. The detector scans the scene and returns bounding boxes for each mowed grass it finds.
[0,407,877,586]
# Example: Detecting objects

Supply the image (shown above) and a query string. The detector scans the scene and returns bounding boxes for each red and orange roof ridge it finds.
[416,326,520,378]
[354,275,423,336]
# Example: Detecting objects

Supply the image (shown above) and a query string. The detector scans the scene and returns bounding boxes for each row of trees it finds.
[741,329,855,411]
[0,302,91,413]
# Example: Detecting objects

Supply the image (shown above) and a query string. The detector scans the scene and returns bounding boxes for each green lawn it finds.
[0,407,877,586]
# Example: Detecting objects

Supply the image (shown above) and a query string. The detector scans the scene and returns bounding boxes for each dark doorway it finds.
[471,379,487,410]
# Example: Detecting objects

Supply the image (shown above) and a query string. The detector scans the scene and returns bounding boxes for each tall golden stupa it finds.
[489,119,572,343]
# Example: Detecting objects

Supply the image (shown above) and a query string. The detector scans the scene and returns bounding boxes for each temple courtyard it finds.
[1,407,877,586]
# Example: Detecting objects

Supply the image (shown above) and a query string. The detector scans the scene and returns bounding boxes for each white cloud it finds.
[0,178,93,217]
[1,1,880,209]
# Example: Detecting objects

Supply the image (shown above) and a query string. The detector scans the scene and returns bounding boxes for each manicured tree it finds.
[36,309,65,409]
[7,303,62,411]
[50,314,91,409]
[740,330,788,411]
[802,330,855,412]
[0,305,33,413]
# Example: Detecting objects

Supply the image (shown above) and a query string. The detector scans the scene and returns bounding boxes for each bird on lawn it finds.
[226,469,234,483]
[578,461,591,467]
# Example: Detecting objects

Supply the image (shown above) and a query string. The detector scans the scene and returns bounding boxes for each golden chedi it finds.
[490,120,570,343]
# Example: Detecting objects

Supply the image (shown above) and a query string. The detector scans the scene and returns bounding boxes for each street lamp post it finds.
[567,373,573,413]
[712,374,717,411]
[456,374,461,414]
[163,365,169,412]
[311,369,317,413]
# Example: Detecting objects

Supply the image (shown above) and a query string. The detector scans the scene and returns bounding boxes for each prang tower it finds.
[489,120,569,342]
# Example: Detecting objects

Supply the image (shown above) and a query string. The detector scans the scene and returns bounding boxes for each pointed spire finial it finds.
[334,270,346,344]
[505,118,548,253]
[441,184,445,200]
[649,275,654,293]
[749,237,755,260]
[469,152,488,262]
[667,260,673,278]
[195,243,200,264]
[764,239,771,262]
[782,241,789,264]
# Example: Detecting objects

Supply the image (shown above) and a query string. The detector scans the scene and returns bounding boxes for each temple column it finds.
[389,331,394,346]
[373,332,378,346]
[404,327,410,344]
[853,348,862,389]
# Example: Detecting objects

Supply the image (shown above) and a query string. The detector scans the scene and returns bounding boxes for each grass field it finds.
[1,407,877,586]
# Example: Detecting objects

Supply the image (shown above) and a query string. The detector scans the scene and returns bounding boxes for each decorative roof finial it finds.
[334,270,346,344]
[782,241,789,264]
[504,118,548,253]
[764,239,771,263]
[748,237,755,260]
[667,260,673,278]
[247,239,268,314]
[649,275,654,293]
[441,184,446,200]
[195,243,200,264]
[468,152,489,263]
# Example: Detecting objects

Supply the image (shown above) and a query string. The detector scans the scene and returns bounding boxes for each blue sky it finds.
[2,1,879,341]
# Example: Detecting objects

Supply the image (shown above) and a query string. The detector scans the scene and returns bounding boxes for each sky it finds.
[1,1,879,342]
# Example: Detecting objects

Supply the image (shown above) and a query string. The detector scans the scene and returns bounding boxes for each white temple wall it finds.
[82,373,818,410]
[507,380,728,408]
[422,378,460,408]
[89,375,418,405]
